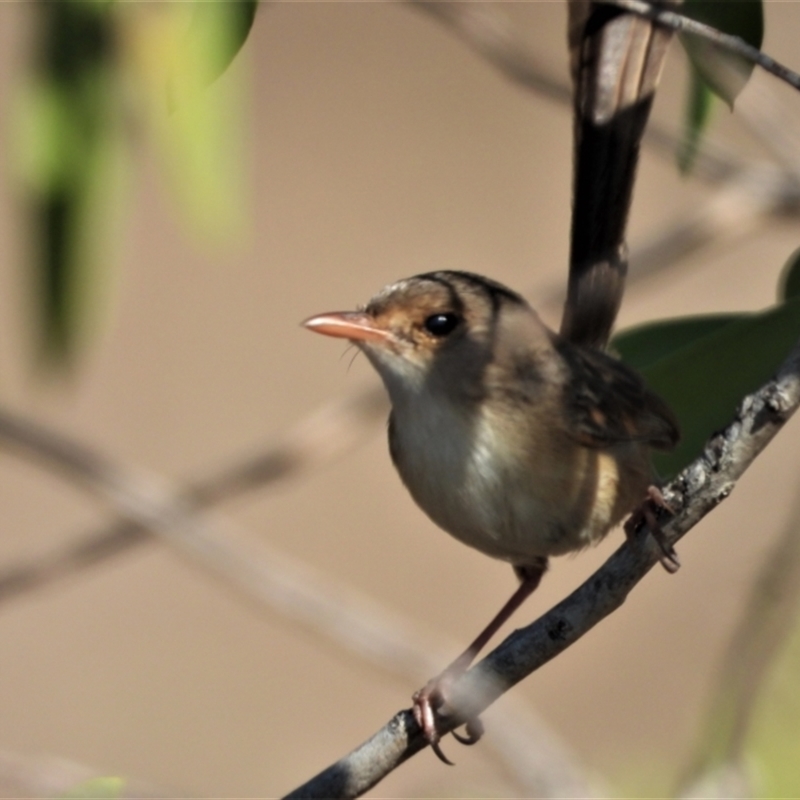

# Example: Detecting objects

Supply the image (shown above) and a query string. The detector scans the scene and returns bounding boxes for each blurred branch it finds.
[407,1,570,105]
[628,162,800,280]
[0,388,387,603]
[284,335,800,799]
[407,0,800,313]
[678,487,800,791]
[601,0,800,92]
[536,160,800,317]
[0,400,597,798]
[736,73,800,182]
[405,0,739,184]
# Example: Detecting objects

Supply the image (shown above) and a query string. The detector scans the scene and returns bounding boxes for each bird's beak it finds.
[302,312,392,343]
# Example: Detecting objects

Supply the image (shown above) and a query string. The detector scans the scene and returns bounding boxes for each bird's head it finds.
[303,271,535,403]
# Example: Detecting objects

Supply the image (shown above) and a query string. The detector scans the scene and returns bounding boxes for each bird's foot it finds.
[412,670,484,765]
[625,485,680,573]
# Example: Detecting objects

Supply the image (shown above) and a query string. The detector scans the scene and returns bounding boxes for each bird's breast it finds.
[388,396,642,564]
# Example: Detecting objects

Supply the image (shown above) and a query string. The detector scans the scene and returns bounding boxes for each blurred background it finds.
[0,1,799,797]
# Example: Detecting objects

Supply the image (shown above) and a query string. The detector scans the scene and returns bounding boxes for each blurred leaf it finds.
[675,490,800,793]
[680,0,764,108]
[678,64,716,174]
[180,0,259,88]
[613,297,800,478]
[127,3,249,242]
[746,608,800,796]
[61,776,126,799]
[13,1,127,363]
[778,246,800,302]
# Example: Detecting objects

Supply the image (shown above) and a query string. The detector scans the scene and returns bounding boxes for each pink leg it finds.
[413,560,547,763]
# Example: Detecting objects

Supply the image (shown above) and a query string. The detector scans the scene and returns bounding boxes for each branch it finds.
[407,1,570,104]
[0,388,388,603]
[536,160,800,318]
[0,401,596,798]
[627,162,800,280]
[736,73,800,183]
[600,0,800,92]
[405,0,740,184]
[283,335,800,799]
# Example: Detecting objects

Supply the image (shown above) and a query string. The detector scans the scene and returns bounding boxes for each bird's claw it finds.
[412,679,484,764]
[625,485,680,573]
[452,717,484,745]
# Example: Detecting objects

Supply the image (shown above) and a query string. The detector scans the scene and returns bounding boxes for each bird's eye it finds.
[423,313,460,337]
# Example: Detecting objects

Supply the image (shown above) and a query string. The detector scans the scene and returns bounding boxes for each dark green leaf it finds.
[778,247,800,302]
[613,299,800,478]
[680,0,764,107]
[20,0,125,364]
[612,313,743,370]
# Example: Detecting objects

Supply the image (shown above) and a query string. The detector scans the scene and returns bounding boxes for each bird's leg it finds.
[413,560,548,763]
[625,485,680,573]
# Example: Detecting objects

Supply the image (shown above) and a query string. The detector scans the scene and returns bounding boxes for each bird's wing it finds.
[555,339,680,451]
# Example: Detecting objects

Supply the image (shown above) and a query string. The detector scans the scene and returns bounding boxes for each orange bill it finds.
[302,312,391,343]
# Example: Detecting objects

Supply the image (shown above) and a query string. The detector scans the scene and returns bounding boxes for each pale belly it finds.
[390,406,648,565]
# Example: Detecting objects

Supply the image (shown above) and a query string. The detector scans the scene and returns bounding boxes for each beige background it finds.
[0,2,799,797]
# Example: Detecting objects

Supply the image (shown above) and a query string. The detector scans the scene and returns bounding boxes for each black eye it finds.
[423,313,460,337]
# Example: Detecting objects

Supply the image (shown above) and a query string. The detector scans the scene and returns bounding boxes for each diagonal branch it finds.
[407,1,570,104]
[283,335,800,799]
[405,0,740,184]
[0,388,388,603]
[600,0,800,92]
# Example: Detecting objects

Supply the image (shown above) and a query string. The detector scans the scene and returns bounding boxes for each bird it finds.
[303,270,679,761]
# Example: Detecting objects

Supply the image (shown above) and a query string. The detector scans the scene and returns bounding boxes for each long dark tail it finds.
[561,1,678,349]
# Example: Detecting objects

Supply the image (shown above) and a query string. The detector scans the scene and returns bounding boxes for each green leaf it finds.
[745,609,800,796]
[613,314,741,370]
[778,246,800,302]
[678,64,716,174]
[180,0,259,88]
[13,1,127,364]
[133,3,250,242]
[680,0,764,108]
[613,298,800,479]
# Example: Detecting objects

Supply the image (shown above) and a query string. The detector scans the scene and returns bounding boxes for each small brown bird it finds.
[304,271,679,759]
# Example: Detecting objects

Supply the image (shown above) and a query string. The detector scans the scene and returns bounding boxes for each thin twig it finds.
[601,0,800,92]
[408,1,570,104]
[406,0,740,184]
[283,335,800,799]
[627,163,800,279]
[736,72,800,183]
[537,161,800,317]
[0,388,388,603]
